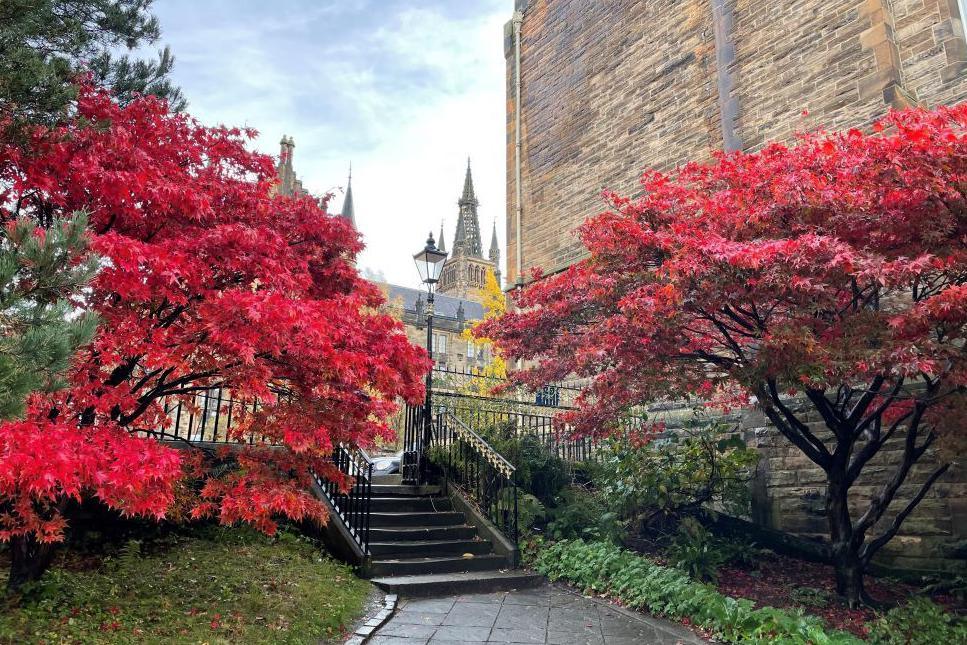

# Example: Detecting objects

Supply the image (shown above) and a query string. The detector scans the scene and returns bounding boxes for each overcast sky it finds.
[151,0,511,288]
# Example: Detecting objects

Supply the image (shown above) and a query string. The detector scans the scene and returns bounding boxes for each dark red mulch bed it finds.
[714,552,962,639]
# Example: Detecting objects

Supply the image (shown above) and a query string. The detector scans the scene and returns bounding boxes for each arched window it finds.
[961,0,967,30]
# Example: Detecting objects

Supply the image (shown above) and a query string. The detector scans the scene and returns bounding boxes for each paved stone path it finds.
[366,584,707,644]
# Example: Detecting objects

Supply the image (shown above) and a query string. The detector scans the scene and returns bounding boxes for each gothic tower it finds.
[274,135,305,196]
[438,159,500,301]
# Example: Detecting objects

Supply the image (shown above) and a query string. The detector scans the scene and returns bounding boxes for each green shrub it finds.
[479,423,570,506]
[666,518,764,581]
[667,518,730,581]
[545,485,625,544]
[597,423,760,530]
[533,539,862,644]
[868,597,967,645]
[497,489,545,532]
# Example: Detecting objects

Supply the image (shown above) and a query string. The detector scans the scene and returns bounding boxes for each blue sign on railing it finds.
[534,385,560,407]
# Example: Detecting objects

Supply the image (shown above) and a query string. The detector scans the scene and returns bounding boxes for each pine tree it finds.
[0,212,99,420]
[0,0,185,125]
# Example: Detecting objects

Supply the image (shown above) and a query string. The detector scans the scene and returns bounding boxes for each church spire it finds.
[452,158,482,257]
[340,163,355,228]
[489,220,501,287]
[438,220,446,253]
[460,156,477,205]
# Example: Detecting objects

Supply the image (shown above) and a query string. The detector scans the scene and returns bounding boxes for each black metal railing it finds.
[400,404,427,485]
[154,388,267,444]
[429,366,584,408]
[432,411,519,545]
[437,397,601,464]
[314,444,373,553]
[148,387,373,554]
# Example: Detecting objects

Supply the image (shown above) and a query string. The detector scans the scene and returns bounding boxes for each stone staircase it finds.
[365,475,543,596]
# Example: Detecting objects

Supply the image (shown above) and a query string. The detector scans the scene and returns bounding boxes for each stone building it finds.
[502,1,967,572]
[378,283,491,371]
[504,0,967,285]
[273,136,356,230]
[438,160,502,300]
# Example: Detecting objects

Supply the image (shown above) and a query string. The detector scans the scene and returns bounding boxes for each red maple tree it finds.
[480,106,967,606]
[0,85,428,588]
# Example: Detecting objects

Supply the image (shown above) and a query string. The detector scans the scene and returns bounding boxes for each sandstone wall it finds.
[506,0,967,283]
[656,402,966,573]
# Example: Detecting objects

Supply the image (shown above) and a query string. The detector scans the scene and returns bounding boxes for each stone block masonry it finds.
[505,0,967,283]
[652,402,965,573]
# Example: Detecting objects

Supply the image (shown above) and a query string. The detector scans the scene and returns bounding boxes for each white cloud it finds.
[151,0,512,289]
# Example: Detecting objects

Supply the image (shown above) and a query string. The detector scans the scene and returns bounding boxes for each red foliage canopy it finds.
[0,85,429,540]
[483,106,967,441]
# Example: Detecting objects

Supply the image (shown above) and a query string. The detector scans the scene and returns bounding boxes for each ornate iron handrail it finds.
[432,410,519,546]
[434,397,604,464]
[313,444,373,554]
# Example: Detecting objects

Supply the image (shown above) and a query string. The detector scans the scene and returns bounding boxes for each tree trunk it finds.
[833,551,866,608]
[826,470,866,607]
[7,534,55,594]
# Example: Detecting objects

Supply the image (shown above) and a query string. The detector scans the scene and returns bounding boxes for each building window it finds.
[466,341,475,358]
[433,333,447,355]
[961,0,967,28]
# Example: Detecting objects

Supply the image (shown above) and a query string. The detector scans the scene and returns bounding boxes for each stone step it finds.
[370,511,465,527]
[370,570,545,597]
[370,496,452,513]
[371,474,403,485]
[369,525,477,542]
[368,554,509,577]
[371,484,441,497]
[368,539,493,558]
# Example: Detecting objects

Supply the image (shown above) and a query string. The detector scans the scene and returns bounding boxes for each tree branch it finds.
[860,462,950,565]
[845,407,914,488]
[767,380,831,462]
[757,383,830,466]
[851,377,904,438]
[845,375,886,427]
[853,410,932,537]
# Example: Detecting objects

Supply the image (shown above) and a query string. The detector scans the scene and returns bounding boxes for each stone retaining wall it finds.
[655,403,965,573]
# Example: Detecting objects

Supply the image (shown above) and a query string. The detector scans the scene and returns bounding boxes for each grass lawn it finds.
[0,525,372,644]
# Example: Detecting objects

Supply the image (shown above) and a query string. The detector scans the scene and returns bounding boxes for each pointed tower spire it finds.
[453,158,482,257]
[490,219,502,288]
[489,220,499,260]
[340,163,356,229]
[460,157,477,205]
[438,220,446,253]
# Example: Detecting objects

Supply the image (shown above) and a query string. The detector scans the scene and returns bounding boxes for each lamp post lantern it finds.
[413,232,448,481]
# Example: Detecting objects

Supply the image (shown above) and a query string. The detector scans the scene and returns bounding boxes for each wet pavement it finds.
[366,584,707,644]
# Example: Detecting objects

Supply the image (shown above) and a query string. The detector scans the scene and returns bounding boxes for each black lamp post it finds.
[413,232,448,476]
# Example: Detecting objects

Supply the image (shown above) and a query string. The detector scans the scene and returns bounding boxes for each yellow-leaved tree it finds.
[461,269,506,394]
